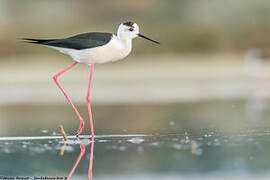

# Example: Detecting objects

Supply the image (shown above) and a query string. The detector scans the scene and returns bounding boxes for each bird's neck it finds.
[121,38,132,46]
[116,35,132,49]
[121,39,132,54]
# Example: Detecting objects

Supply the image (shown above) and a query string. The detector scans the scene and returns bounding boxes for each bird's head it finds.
[117,21,160,44]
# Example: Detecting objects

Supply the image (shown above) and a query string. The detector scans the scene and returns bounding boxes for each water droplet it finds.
[151,142,160,146]
[137,146,144,152]
[98,139,111,143]
[195,148,203,156]
[41,129,49,134]
[171,144,182,150]
[127,137,144,144]
[169,121,175,126]
[80,139,91,145]
[65,145,74,152]
[119,146,127,151]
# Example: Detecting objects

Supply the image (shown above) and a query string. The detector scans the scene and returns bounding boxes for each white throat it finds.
[115,34,132,56]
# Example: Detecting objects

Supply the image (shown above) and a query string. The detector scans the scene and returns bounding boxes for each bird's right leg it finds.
[53,61,85,136]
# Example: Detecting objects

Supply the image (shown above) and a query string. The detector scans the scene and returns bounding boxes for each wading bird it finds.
[24,21,160,138]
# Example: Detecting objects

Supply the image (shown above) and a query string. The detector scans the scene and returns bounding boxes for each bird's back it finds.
[24,32,113,50]
[67,35,132,64]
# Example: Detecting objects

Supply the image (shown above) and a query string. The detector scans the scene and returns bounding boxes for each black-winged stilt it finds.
[24,21,160,139]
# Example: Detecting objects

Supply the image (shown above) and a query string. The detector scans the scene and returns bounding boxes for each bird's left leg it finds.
[53,62,85,136]
[86,64,95,139]
[67,137,86,180]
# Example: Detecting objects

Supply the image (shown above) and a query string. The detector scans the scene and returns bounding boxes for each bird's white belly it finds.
[54,37,132,65]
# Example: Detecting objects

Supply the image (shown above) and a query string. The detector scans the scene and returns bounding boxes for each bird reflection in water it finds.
[63,136,94,180]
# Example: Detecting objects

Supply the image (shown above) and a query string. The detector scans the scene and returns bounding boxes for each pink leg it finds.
[86,65,95,180]
[53,62,85,135]
[67,138,94,180]
[88,139,95,180]
[67,137,86,180]
[86,65,95,139]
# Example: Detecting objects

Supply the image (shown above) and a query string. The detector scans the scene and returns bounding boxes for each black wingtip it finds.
[22,38,56,44]
[22,38,38,43]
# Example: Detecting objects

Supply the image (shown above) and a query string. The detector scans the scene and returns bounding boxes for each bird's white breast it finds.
[53,35,132,65]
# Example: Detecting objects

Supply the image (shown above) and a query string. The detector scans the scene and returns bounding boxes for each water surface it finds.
[1,100,270,179]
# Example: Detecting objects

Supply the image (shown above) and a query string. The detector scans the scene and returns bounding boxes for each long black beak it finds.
[138,33,160,45]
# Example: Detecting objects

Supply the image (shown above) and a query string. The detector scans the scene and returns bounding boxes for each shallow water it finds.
[1,100,270,179]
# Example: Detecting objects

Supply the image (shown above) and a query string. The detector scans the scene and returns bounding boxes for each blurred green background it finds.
[2,0,270,56]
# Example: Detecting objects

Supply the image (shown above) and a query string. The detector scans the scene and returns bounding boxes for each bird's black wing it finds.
[23,32,113,50]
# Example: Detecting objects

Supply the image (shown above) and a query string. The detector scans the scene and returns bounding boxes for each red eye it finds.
[129,28,134,32]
